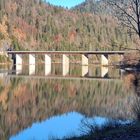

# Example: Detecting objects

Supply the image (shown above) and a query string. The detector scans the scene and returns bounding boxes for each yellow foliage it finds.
[0,88,9,110]
[10,2,17,12]
[13,28,26,41]
[0,15,9,39]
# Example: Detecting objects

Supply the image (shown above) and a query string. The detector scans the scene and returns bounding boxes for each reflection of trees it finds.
[132,97,140,120]
[133,73,140,96]
[123,72,140,96]
[123,72,140,121]
[0,78,136,139]
[129,72,140,121]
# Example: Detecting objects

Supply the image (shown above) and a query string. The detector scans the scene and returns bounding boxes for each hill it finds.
[72,0,109,14]
[0,0,136,51]
[72,0,127,15]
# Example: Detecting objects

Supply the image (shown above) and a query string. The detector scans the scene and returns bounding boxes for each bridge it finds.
[7,51,126,77]
[7,51,125,55]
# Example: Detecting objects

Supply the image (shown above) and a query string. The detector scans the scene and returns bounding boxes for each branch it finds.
[132,0,137,14]
[108,0,138,24]
[122,22,137,33]
[118,15,138,34]
[120,46,140,51]
[127,16,139,34]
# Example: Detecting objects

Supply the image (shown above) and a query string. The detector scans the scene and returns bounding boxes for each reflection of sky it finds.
[10,112,130,140]
[10,112,108,140]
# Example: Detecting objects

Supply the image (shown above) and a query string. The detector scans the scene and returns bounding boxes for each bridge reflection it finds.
[0,63,123,80]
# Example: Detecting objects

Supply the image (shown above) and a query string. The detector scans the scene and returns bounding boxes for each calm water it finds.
[0,64,139,140]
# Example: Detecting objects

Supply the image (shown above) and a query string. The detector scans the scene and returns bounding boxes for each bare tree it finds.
[107,0,140,38]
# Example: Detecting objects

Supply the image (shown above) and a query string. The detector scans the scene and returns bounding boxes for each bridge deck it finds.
[7,51,126,55]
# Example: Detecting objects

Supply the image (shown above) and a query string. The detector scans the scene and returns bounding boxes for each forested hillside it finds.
[0,0,136,51]
[72,0,109,14]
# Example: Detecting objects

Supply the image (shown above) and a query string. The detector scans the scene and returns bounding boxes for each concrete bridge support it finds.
[45,54,51,75]
[29,54,35,65]
[62,54,69,76]
[101,67,108,78]
[101,54,108,66]
[29,54,36,75]
[16,54,22,65]
[16,54,22,74]
[16,64,22,74]
[82,54,88,66]
[82,66,88,77]
[29,65,35,75]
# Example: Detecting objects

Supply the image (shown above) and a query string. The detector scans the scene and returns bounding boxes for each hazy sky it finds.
[46,0,85,9]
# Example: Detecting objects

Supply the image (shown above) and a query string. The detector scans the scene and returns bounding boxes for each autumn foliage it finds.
[0,0,137,51]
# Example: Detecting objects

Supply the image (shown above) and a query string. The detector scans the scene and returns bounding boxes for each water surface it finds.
[0,64,138,140]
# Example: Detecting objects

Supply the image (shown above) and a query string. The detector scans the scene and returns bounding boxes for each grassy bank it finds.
[122,51,140,68]
[60,94,140,140]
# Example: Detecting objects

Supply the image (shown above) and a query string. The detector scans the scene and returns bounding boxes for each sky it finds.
[46,0,85,9]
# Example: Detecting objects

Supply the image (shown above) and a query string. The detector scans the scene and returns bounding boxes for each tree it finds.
[107,0,140,38]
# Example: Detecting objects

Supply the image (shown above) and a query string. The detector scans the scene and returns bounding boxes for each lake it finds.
[0,63,139,140]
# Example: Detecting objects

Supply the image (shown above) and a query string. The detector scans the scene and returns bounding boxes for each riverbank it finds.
[121,51,140,69]
[62,121,140,140]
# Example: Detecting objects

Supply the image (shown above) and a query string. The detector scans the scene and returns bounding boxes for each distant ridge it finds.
[72,0,110,14]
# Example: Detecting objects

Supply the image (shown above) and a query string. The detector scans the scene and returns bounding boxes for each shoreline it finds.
[62,121,140,140]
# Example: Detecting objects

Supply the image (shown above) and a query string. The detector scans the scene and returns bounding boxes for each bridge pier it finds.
[16,54,22,65]
[16,54,22,74]
[45,54,51,75]
[101,54,108,66]
[82,54,88,66]
[101,67,108,78]
[82,66,88,76]
[29,54,35,65]
[29,54,35,75]
[62,54,69,76]
[29,65,35,75]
